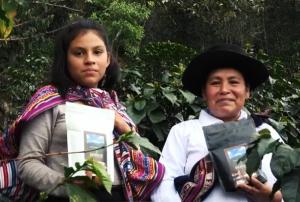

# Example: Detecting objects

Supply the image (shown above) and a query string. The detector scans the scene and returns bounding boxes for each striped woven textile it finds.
[0,160,37,201]
[114,142,165,201]
[0,85,165,201]
[174,155,215,202]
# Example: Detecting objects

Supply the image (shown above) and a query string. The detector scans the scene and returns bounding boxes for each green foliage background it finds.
[0,0,299,149]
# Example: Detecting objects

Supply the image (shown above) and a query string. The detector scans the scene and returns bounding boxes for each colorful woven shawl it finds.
[0,85,165,201]
[174,155,216,202]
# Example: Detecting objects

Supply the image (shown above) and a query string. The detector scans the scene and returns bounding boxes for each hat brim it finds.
[182,50,269,97]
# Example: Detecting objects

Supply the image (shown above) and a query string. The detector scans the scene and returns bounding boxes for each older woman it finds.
[151,44,283,202]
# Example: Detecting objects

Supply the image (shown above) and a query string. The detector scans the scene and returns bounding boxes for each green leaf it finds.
[130,83,141,94]
[144,102,159,112]
[161,72,170,82]
[129,134,162,155]
[257,139,281,157]
[64,167,76,178]
[162,91,177,105]
[127,69,142,77]
[257,128,271,138]
[296,148,300,167]
[244,130,279,176]
[268,118,285,131]
[179,89,196,104]
[245,147,260,175]
[86,158,112,194]
[1,1,17,12]
[143,88,155,97]
[126,105,146,124]
[116,131,136,143]
[189,103,202,113]
[39,192,48,202]
[148,108,166,123]
[134,100,146,111]
[152,124,165,142]
[174,113,184,122]
[270,144,298,179]
[117,131,161,155]
[0,9,9,25]
[75,162,81,170]
[280,170,300,202]
[141,145,160,160]
[65,183,96,202]
[0,17,13,38]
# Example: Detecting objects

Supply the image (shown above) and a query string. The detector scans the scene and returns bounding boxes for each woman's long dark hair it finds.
[50,19,120,97]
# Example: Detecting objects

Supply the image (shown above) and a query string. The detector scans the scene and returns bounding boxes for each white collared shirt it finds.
[151,110,281,202]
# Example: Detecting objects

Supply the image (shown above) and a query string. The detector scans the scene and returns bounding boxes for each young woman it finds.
[0,19,164,201]
[151,44,283,202]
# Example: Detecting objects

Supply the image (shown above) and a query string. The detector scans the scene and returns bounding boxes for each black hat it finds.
[182,44,269,97]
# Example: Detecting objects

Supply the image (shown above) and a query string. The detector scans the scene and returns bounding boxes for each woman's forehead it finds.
[207,67,244,79]
[69,31,106,48]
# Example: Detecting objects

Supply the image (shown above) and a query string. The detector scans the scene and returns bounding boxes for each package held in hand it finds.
[203,118,259,192]
[65,102,115,181]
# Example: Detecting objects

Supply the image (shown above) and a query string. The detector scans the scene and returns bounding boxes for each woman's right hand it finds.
[238,176,283,202]
[71,171,101,188]
[114,112,133,134]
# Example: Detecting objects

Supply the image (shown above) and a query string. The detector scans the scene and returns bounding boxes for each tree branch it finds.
[32,1,84,13]
[0,142,115,163]
[0,24,69,41]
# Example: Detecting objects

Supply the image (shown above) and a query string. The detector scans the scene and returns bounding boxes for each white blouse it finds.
[151,110,282,202]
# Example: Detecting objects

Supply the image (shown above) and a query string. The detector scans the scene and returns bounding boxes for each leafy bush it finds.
[245,45,300,147]
[120,41,204,147]
[0,54,50,129]
[245,129,300,202]
[89,0,152,57]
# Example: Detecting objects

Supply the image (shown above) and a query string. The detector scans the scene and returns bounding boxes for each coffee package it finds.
[203,118,266,192]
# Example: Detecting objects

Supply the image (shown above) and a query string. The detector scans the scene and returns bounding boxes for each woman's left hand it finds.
[238,175,283,202]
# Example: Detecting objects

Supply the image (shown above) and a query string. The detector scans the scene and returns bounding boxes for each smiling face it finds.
[67,30,110,88]
[202,68,250,122]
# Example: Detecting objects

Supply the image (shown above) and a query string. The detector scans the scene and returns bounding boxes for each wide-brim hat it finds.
[182,44,269,97]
